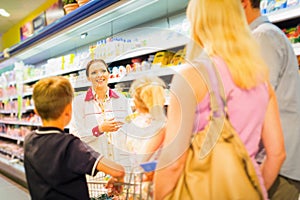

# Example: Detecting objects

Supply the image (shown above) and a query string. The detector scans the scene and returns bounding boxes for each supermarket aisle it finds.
[0,173,30,200]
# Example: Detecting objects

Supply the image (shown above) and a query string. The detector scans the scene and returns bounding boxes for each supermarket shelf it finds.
[73,65,183,88]
[22,67,83,85]
[267,5,300,23]
[0,149,23,162]
[0,64,179,99]
[112,65,181,82]
[0,133,24,143]
[0,0,188,68]
[0,41,186,99]
[0,92,33,102]
[0,120,40,127]
[0,0,119,63]
[0,154,27,189]
[0,110,18,114]
[109,40,187,63]
[0,108,34,114]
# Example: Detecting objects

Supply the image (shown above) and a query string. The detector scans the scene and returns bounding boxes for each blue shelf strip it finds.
[0,0,119,61]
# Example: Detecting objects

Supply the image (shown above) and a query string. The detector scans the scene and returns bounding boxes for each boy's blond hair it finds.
[130,76,166,113]
[33,76,74,120]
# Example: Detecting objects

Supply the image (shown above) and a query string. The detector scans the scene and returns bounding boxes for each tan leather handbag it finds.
[164,58,264,200]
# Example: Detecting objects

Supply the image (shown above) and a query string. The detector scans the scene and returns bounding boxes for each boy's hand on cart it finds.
[105,176,124,196]
[143,171,154,181]
[99,118,124,132]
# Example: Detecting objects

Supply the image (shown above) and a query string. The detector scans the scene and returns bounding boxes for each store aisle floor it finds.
[0,173,30,200]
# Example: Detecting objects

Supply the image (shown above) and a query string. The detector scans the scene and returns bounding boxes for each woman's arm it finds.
[154,65,207,199]
[141,126,166,162]
[260,85,286,190]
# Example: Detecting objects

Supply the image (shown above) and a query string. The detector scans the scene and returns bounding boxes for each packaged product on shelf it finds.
[141,61,151,71]
[23,84,33,94]
[286,0,299,7]
[260,0,269,14]
[283,26,299,43]
[7,85,16,97]
[131,58,142,72]
[118,65,126,77]
[296,24,300,43]
[75,70,88,87]
[126,64,132,74]
[22,64,35,81]
[274,0,287,10]
[170,48,186,66]
[152,51,175,67]
[132,62,142,72]
[267,0,276,13]
[3,71,15,84]
[0,74,8,99]
[110,66,120,79]
[78,51,90,69]
[265,0,288,12]
[0,140,24,160]
[63,73,78,88]
[0,124,7,133]
[62,54,76,70]
[89,44,97,60]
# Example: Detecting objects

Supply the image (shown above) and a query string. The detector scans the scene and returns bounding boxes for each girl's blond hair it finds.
[130,76,166,114]
[186,0,269,89]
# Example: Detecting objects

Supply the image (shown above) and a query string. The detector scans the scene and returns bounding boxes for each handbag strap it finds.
[192,52,227,159]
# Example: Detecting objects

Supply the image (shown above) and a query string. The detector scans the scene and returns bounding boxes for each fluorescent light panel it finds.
[0,8,10,17]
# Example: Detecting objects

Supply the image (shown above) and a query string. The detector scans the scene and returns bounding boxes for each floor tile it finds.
[0,173,30,200]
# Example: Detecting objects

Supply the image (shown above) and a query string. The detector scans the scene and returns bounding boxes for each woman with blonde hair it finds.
[153,0,286,199]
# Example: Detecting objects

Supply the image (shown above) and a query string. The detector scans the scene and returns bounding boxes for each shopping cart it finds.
[87,169,153,200]
[87,130,157,199]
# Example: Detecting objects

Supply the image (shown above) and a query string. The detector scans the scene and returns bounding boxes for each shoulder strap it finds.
[192,52,227,159]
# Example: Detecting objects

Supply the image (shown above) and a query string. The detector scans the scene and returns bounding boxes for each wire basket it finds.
[88,170,153,200]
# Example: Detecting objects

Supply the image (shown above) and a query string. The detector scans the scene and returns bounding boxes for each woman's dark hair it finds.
[86,59,108,77]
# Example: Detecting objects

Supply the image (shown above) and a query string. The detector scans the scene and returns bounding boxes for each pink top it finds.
[193,57,269,199]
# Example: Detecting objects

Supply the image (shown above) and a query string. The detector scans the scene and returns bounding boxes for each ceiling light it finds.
[0,8,10,17]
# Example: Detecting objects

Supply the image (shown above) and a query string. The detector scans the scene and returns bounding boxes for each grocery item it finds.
[152,51,174,66]
[170,48,186,66]
[287,0,299,7]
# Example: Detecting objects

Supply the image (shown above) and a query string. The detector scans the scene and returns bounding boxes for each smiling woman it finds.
[68,59,132,195]
[69,59,132,158]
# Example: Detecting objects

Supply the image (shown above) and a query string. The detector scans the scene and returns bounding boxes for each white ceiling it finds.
[0,0,47,35]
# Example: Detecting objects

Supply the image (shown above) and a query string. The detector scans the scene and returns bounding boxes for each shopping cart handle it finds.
[140,160,157,172]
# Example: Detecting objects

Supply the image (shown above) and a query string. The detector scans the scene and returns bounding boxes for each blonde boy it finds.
[24,76,124,200]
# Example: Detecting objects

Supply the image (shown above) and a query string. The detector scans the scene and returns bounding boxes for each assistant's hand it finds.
[99,118,124,132]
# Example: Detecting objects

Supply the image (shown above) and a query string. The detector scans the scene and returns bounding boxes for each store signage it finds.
[33,12,46,32]
[45,0,64,25]
[20,21,34,41]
